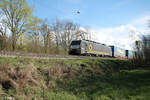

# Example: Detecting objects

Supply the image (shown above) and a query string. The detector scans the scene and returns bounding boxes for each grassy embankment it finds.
[0,57,150,100]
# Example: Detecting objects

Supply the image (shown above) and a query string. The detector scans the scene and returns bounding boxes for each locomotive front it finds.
[69,40,82,55]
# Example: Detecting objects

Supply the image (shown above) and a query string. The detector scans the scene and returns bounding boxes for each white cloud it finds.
[85,15,150,50]
[132,15,150,26]
[90,25,135,50]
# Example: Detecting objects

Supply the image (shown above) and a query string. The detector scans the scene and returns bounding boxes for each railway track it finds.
[0,51,114,60]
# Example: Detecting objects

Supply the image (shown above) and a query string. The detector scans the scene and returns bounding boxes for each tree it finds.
[40,20,52,53]
[0,23,7,50]
[142,35,150,63]
[26,17,42,53]
[132,20,150,68]
[0,0,32,51]
[78,28,90,40]
[133,35,150,67]
[61,21,81,51]
[52,19,64,54]
[52,19,91,54]
[0,11,7,50]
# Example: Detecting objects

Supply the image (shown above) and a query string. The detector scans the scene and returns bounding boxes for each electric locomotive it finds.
[69,40,112,56]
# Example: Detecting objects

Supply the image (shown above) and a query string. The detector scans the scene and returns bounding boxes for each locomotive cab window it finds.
[70,40,81,49]
[71,40,81,45]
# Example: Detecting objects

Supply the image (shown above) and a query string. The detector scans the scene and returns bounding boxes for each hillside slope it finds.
[0,57,149,100]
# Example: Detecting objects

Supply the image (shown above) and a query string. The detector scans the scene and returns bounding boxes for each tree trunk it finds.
[12,33,16,51]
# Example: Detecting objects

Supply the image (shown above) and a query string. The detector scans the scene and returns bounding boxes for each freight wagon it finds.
[110,46,126,57]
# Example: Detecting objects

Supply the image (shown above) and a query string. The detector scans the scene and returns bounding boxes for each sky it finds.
[28,0,150,50]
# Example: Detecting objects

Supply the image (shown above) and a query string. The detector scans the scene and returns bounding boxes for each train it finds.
[69,40,134,58]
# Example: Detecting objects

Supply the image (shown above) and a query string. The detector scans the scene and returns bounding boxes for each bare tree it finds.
[0,11,6,35]
[0,11,7,50]
[40,20,52,53]
[61,21,80,51]
[0,23,7,36]
[78,29,89,40]
[133,35,150,67]
[0,23,7,50]
[52,19,64,54]
[27,17,42,53]
[52,19,91,54]
[142,35,150,62]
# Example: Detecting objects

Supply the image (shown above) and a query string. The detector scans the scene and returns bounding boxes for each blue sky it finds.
[28,0,150,49]
[28,0,150,28]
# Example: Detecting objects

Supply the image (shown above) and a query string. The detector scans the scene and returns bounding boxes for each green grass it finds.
[56,69,150,100]
[0,57,149,100]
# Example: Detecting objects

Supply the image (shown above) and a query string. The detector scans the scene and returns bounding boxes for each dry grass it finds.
[0,63,46,99]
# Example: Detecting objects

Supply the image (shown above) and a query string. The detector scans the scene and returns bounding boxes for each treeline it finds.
[132,19,150,68]
[0,0,90,55]
[133,35,150,67]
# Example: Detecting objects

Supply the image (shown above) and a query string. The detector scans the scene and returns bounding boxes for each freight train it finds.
[69,40,133,58]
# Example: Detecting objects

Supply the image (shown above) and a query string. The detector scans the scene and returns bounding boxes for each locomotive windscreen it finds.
[71,40,81,45]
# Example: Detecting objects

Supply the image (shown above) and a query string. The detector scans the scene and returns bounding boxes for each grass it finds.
[0,57,149,100]
[56,69,150,100]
